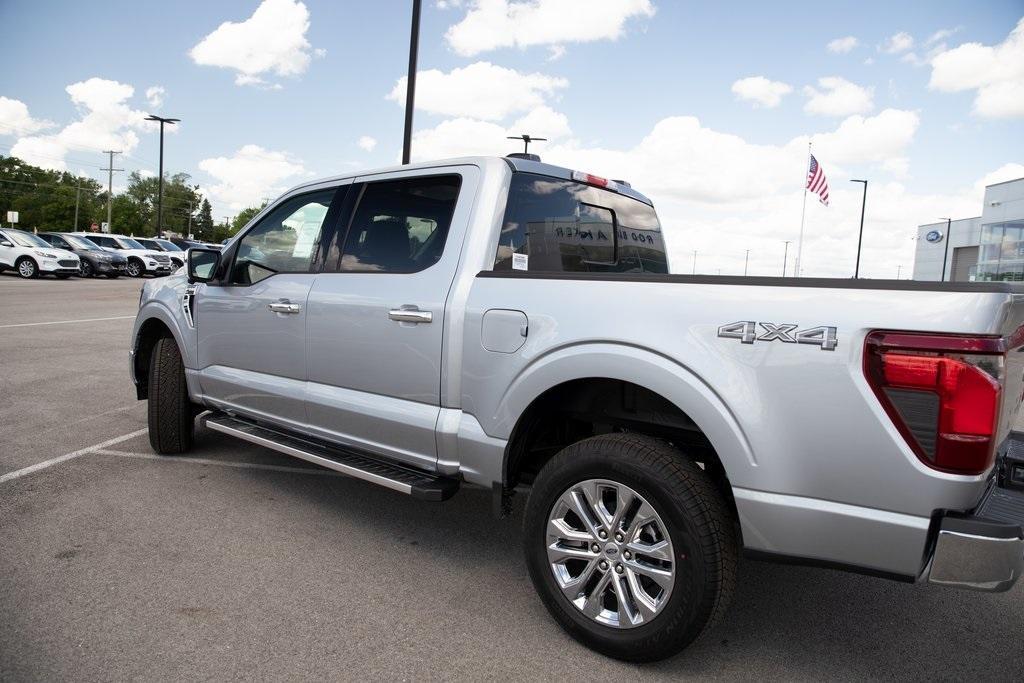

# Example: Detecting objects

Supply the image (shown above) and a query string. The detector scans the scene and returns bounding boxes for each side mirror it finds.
[0,240,12,248]
[187,247,221,284]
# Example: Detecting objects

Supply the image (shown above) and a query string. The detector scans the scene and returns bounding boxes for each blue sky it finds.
[1,0,1022,277]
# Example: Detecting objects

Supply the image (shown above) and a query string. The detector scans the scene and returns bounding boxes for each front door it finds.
[304,166,478,470]
[196,184,344,429]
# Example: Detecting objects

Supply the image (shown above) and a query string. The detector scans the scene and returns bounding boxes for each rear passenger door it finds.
[304,166,478,471]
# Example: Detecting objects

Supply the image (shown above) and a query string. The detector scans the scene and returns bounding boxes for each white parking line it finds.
[92,449,345,477]
[0,315,136,329]
[0,428,148,484]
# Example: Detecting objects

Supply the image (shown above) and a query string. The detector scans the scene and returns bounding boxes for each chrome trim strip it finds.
[205,419,414,495]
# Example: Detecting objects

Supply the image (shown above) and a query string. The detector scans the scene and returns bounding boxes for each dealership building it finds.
[913,177,1024,282]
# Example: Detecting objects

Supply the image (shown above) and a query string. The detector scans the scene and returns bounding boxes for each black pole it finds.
[157,121,165,234]
[940,217,952,281]
[402,0,422,165]
[851,179,867,278]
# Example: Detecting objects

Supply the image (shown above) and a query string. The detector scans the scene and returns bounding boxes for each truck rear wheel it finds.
[523,433,737,662]
[147,336,194,454]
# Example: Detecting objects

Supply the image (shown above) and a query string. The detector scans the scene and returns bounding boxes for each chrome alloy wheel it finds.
[546,478,675,629]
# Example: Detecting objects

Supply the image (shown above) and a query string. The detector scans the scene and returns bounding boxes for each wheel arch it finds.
[131,303,192,400]
[497,343,755,512]
[15,254,38,275]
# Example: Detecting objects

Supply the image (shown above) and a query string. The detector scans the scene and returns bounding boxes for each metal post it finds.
[102,150,122,232]
[144,115,180,235]
[692,250,697,275]
[851,179,867,278]
[782,240,791,277]
[186,200,193,239]
[73,176,82,231]
[401,0,422,165]
[795,141,811,277]
[744,249,750,276]
[896,264,902,280]
[940,217,952,281]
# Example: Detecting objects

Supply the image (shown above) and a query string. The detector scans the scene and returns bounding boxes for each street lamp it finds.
[144,114,179,235]
[850,179,867,278]
[939,217,952,281]
[401,0,422,164]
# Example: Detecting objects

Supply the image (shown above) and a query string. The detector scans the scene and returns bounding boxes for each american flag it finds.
[806,154,830,206]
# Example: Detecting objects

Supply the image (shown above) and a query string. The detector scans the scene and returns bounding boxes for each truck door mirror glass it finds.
[188,248,221,283]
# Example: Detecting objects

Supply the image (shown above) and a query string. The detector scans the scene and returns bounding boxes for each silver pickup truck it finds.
[130,155,1024,661]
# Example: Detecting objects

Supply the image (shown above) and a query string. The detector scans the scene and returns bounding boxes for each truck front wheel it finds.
[523,433,737,662]
[147,336,194,454]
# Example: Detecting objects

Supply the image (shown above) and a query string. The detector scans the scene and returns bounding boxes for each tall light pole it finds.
[939,217,952,281]
[692,250,697,275]
[782,240,791,277]
[102,150,122,232]
[850,179,867,278]
[744,249,750,276]
[73,176,82,231]
[144,114,179,235]
[401,0,422,165]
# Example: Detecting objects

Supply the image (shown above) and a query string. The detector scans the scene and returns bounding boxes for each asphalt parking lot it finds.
[1,272,1022,681]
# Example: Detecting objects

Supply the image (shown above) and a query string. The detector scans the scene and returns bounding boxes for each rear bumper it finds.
[927,486,1024,592]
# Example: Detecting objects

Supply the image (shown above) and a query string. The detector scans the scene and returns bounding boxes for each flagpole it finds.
[796,140,811,277]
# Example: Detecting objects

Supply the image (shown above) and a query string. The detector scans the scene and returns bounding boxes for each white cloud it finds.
[436,0,463,7]
[510,105,571,139]
[387,61,568,121]
[926,27,960,46]
[145,86,165,109]
[0,96,54,136]
[928,18,1024,119]
[189,0,322,88]
[547,45,566,61]
[827,36,858,54]
[730,76,793,108]
[8,78,155,171]
[409,105,941,278]
[198,144,309,210]
[803,76,874,116]
[409,105,571,160]
[881,31,915,54]
[445,0,655,56]
[357,135,377,152]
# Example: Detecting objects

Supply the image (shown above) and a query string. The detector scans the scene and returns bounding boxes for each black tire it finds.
[15,256,38,279]
[523,434,737,662]
[126,258,143,278]
[80,260,94,278]
[147,337,194,454]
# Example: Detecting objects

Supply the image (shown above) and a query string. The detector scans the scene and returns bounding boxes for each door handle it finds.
[268,301,301,314]
[389,307,432,324]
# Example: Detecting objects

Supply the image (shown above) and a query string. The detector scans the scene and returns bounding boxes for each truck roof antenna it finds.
[507,134,546,155]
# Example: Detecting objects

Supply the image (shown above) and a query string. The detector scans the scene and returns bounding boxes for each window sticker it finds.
[512,253,528,271]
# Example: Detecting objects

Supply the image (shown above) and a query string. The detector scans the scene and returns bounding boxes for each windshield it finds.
[118,237,146,250]
[155,239,183,251]
[4,230,51,248]
[64,235,100,250]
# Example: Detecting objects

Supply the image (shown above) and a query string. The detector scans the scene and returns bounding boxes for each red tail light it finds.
[864,330,1004,475]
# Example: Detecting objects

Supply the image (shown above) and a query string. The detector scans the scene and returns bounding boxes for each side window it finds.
[334,175,461,273]
[93,236,112,248]
[38,234,55,246]
[231,188,336,285]
[50,236,70,249]
[494,173,667,274]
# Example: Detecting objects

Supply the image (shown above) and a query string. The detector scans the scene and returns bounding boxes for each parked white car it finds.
[76,233,174,278]
[0,228,80,278]
[134,237,188,270]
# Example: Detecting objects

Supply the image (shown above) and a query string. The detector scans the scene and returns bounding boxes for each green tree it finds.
[0,156,104,231]
[196,198,214,239]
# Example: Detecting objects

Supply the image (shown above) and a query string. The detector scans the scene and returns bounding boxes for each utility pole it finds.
[782,240,792,277]
[73,176,82,231]
[744,249,750,276]
[102,151,123,232]
[940,217,952,281]
[401,0,422,164]
[144,114,180,235]
[850,179,868,278]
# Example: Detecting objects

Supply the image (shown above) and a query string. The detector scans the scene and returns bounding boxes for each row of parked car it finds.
[0,227,219,279]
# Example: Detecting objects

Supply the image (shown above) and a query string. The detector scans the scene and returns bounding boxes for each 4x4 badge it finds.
[718,321,838,351]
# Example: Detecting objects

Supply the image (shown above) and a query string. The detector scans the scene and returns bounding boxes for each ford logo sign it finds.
[925,230,944,243]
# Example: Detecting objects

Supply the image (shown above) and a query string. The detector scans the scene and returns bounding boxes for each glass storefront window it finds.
[976,221,1024,281]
